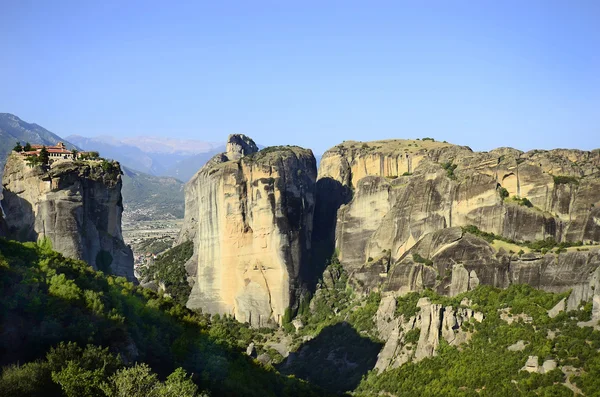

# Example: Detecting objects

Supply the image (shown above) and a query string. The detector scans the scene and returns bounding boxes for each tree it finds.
[101,363,159,397]
[13,142,22,152]
[39,146,50,165]
[25,155,42,167]
[72,149,78,158]
[23,142,32,151]
[156,368,199,397]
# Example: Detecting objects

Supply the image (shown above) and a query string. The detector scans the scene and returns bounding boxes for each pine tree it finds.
[13,142,22,152]
[39,146,50,165]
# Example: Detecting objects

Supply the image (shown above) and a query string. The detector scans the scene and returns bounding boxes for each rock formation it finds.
[316,139,600,294]
[1,153,134,280]
[0,205,7,237]
[180,134,317,327]
[374,295,483,371]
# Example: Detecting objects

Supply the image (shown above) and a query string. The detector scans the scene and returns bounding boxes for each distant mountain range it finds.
[0,113,321,220]
[0,113,191,220]
[121,166,185,221]
[66,135,225,182]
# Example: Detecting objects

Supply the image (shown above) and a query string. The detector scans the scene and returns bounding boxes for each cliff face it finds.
[317,139,600,293]
[180,135,317,327]
[0,206,6,237]
[1,153,134,280]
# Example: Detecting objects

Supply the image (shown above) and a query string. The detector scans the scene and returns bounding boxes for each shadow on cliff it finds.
[0,190,37,242]
[306,178,352,293]
[277,322,383,394]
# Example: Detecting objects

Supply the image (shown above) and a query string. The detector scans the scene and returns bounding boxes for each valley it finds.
[1,119,600,396]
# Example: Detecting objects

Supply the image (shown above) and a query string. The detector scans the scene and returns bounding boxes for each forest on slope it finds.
[0,238,328,397]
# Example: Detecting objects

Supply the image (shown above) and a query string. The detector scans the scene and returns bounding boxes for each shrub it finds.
[412,253,433,266]
[441,162,458,180]
[553,175,579,185]
[404,328,420,344]
[498,187,509,200]
[0,361,57,397]
[49,274,82,301]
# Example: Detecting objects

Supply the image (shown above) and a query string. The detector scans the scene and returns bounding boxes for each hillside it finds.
[0,238,327,396]
[0,113,78,180]
[121,167,185,221]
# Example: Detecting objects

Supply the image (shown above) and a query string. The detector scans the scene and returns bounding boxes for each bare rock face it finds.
[379,227,600,302]
[225,133,259,161]
[180,135,317,327]
[317,139,600,293]
[1,153,134,279]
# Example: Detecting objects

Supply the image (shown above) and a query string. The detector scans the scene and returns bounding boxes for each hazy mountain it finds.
[121,136,221,155]
[121,166,185,221]
[0,114,187,220]
[0,113,78,180]
[66,135,163,175]
[66,134,225,182]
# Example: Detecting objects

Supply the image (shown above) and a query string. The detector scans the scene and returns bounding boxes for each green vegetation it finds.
[23,142,32,152]
[553,175,580,185]
[24,146,50,167]
[461,225,584,252]
[100,160,121,179]
[121,168,185,221]
[412,253,433,266]
[441,161,458,180]
[133,237,174,255]
[355,284,600,396]
[394,292,421,318]
[510,195,534,208]
[13,142,22,152]
[498,186,509,200]
[79,151,100,160]
[0,238,326,397]
[422,137,435,142]
[402,171,412,176]
[139,241,193,305]
[0,342,202,397]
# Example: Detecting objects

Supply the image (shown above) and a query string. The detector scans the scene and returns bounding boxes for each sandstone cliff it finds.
[1,153,134,279]
[180,135,317,327]
[316,139,600,294]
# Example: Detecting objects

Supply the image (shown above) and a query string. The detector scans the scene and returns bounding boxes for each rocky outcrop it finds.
[1,153,134,279]
[379,227,600,303]
[374,295,483,371]
[317,139,600,293]
[180,135,317,327]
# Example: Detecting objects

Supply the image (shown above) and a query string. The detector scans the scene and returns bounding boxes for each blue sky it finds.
[1,0,599,154]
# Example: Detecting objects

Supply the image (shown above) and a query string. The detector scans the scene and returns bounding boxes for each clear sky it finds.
[1,0,599,154]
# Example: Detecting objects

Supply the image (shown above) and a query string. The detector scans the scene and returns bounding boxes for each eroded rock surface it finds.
[180,135,317,327]
[1,153,134,279]
[317,139,600,293]
[374,295,483,371]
